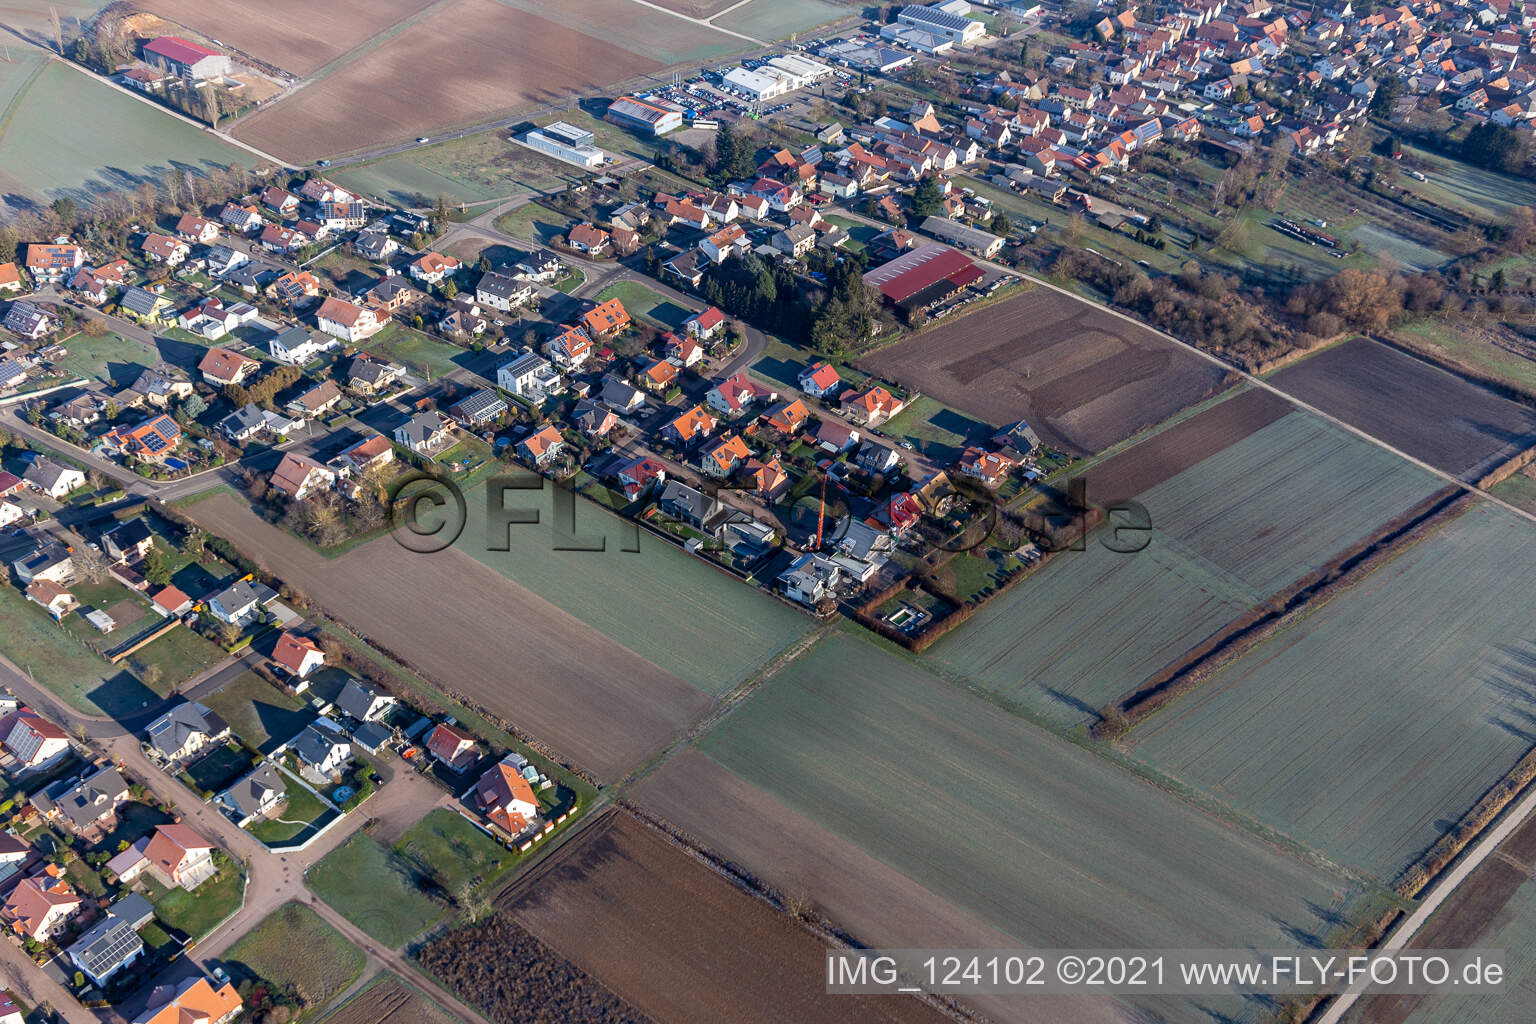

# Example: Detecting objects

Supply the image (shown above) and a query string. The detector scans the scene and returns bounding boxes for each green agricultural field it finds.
[1398,869,1536,1024]
[928,408,1441,725]
[1391,318,1536,398]
[457,480,812,695]
[308,833,446,946]
[1131,500,1536,881]
[713,0,850,41]
[594,281,691,329]
[1130,411,1441,595]
[394,809,512,894]
[0,61,243,206]
[1492,469,1536,516]
[696,632,1361,1014]
[226,902,365,1011]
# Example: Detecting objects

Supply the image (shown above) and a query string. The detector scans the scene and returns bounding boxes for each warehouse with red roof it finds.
[861,244,983,320]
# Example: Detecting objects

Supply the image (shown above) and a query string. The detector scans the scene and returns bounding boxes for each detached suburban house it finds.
[208,579,276,626]
[517,424,566,467]
[291,718,351,779]
[143,702,229,765]
[475,753,541,836]
[198,347,260,387]
[22,456,84,499]
[316,296,384,343]
[0,709,70,769]
[67,893,153,986]
[1,866,81,940]
[393,411,455,455]
[335,679,396,724]
[425,722,480,772]
[31,766,129,837]
[216,762,286,827]
[268,452,336,501]
[133,975,243,1024]
[270,630,325,678]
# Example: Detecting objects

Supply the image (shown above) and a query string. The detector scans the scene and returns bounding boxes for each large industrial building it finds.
[522,122,606,168]
[722,53,835,101]
[896,3,987,45]
[606,95,685,135]
[862,244,984,319]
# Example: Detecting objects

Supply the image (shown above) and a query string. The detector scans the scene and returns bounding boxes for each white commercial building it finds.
[522,122,606,168]
[766,54,835,84]
[896,3,986,45]
[723,66,793,100]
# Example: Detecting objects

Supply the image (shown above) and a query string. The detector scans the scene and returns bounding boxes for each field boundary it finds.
[1376,328,1536,409]
[1098,487,1470,737]
[0,56,46,147]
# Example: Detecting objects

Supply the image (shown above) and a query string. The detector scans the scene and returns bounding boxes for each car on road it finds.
[417,137,430,144]
[316,159,331,167]
[899,441,914,450]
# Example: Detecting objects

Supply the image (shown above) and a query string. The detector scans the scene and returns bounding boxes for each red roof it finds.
[862,245,983,304]
[691,306,725,331]
[0,470,22,494]
[144,36,222,65]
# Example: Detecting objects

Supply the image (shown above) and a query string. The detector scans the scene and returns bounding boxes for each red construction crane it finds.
[815,472,829,550]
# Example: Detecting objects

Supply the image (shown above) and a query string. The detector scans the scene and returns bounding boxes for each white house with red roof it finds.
[706,372,777,417]
[0,709,71,768]
[474,754,541,836]
[143,36,231,80]
[664,332,704,367]
[315,296,384,343]
[270,631,325,679]
[684,306,726,341]
[425,722,480,772]
[797,361,842,398]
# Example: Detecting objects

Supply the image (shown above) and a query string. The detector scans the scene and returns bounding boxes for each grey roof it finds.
[499,352,549,380]
[219,403,266,436]
[475,272,527,301]
[33,766,128,831]
[219,762,285,820]
[658,480,716,522]
[144,702,228,760]
[3,302,48,335]
[352,721,392,753]
[211,578,266,613]
[101,517,154,552]
[900,4,978,31]
[449,388,507,424]
[350,357,400,386]
[68,902,145,979]
[270,325,312,352]
[118,286,161,316]
[600,375,645,410]
[0,360,26,387]
[335,678,387,721]
[292,722,348,768]
[22,456,77,490]
[130,368,181,399]
[395,411,447,447]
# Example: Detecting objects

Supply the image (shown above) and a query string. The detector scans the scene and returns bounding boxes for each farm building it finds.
[523,123,606,168]
[142,36,232,81]
[920,216,1003,257]
[606,96,684,136]
[861,244,982,319]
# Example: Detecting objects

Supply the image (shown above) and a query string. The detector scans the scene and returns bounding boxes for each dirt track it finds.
[501,807,955,1024]
[857,288,1232,455]
[232,0,663,160]
[184,493,708,781]
[323,977,463,1024]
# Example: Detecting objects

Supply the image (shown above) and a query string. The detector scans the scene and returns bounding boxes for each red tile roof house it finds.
[408,252,463,285]
[474,755,541,837]
[706,372,777,417]
[139,233,190,266]
[270,631,325,679]
[198,347,259,387]
[567,223,612,255]
[113,824,217,890]
[0,866,80,940]
[0,709,71,768]
[797,361,842,398]
[517,424,566,467]
[424,722,481,772]
[580,297,630,336]
[268,452,335,501]
[840,385,904,426]
[957,447,1016,487]
[174,214,219,244]
[685,306,726,341]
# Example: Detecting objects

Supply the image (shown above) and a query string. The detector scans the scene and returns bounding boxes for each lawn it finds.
[144,857,246,940]
[52,331,161,387]
[335,130,575,207]
[593,280,692,329]
[246,769,336,846]
[880,395,994,464]
[823,215,878,254]
[123,623,227,691]
[493,202,579,245]
[0,59,242,207]
[1391,317,1536,398]
[307,834,447,946]
[456,479,813,695]
[366,323,466,380]
[684,631,1362,1022]
[180,742,257,798]
[1131,500,1536,882]
[225,902,365,1011]
[204,671,315,753]
[393,809,513,894]
[0,581,160,718]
